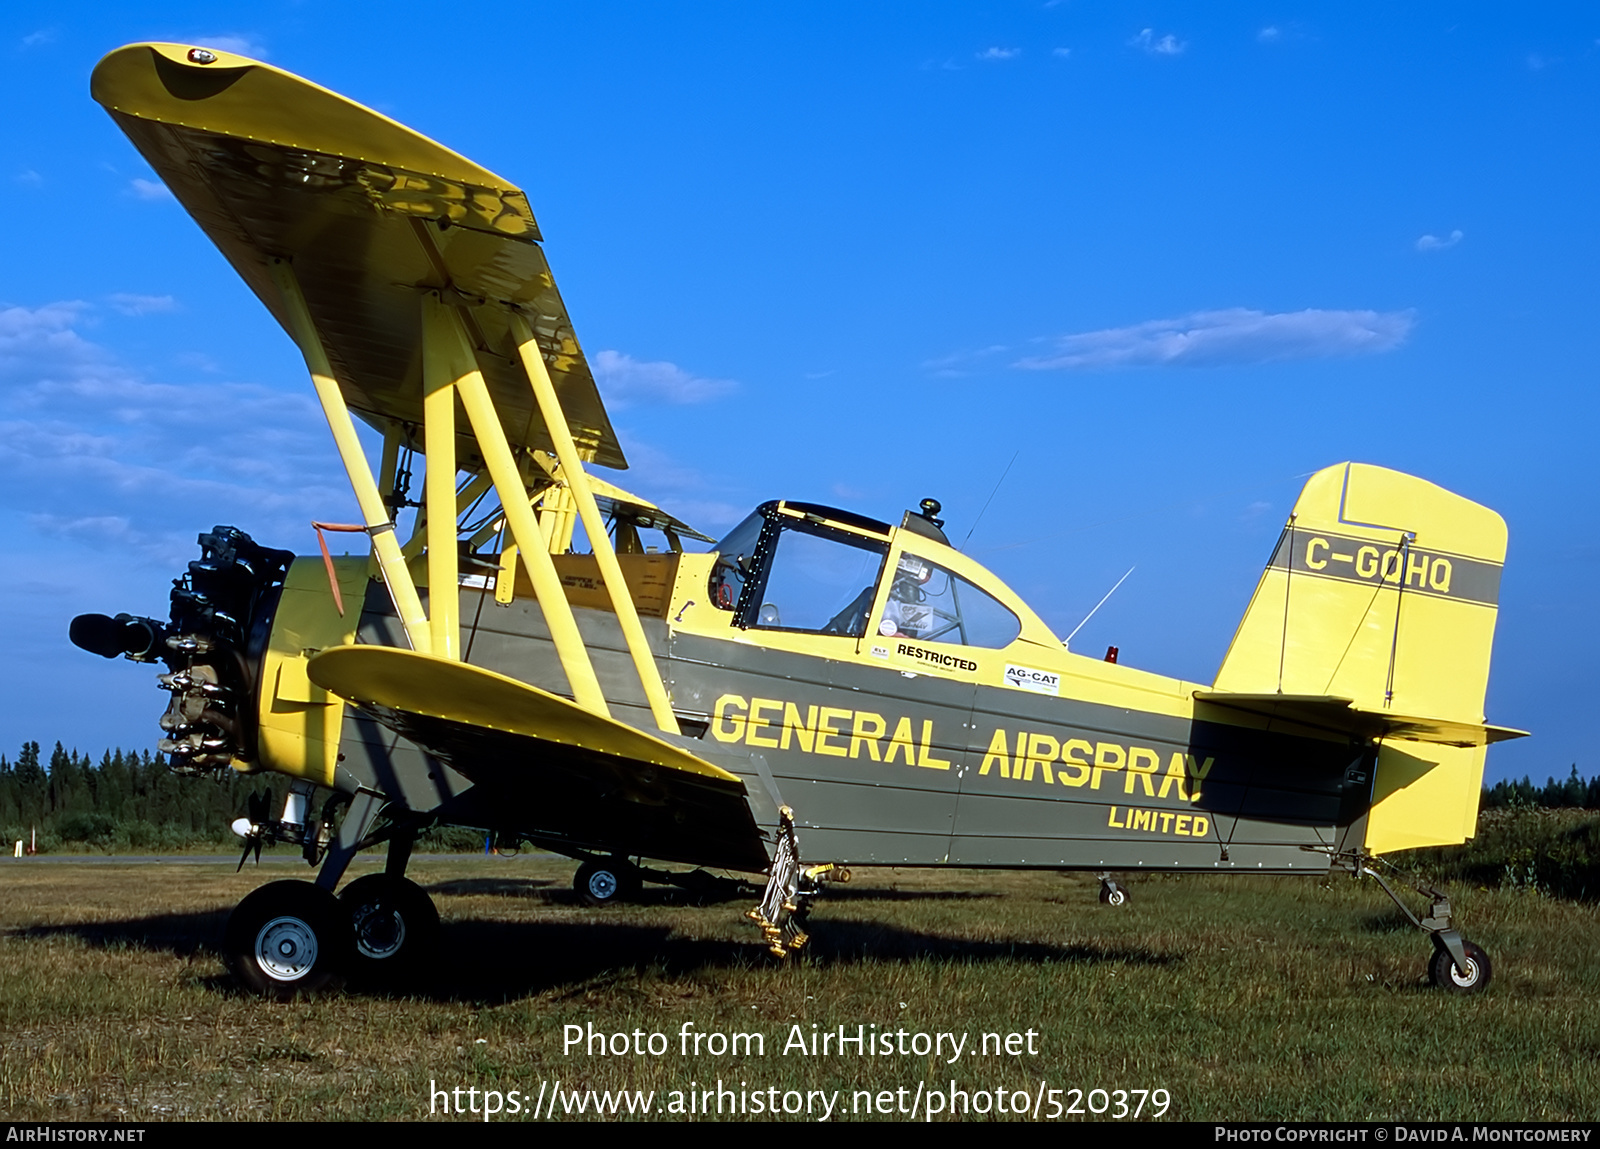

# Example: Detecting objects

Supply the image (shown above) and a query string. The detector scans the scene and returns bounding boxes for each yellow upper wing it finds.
[91,42,626,470]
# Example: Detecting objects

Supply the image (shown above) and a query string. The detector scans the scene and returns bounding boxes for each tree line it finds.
[0,741,287,852]
[1,740,1595,852]
[1481,765,1600,811]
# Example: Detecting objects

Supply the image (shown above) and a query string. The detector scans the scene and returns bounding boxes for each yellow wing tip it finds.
[90,43,526,203]
[109,40,265,67]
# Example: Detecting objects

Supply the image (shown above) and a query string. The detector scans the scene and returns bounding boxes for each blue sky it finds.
[2,4,1595,784]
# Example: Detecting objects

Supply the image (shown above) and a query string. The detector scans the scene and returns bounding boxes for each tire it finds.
[339,874,439,983]
[1099,885,1129,907]
[224,880,351,1000]
[575,858,639,907]
[1429,939,1492,994]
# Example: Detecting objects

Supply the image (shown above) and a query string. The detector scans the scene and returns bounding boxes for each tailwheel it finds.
[574,857,640,907]
[339,874,439,983]
[1097,874,1129,907]
[224,880,351,1000]
[1349,859,1496,995]
[1430,939,1492,994]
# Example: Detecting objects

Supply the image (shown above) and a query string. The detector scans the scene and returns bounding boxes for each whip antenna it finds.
[960,451,1019,552]
[1065,566,1135,647]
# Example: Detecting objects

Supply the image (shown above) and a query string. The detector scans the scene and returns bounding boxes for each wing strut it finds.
[268,259,433,655]
[421,294,611,717]
[509,313,682,736]
[422,322,460,658]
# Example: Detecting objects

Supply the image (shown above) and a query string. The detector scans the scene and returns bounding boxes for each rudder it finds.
[1214,463,1509,853]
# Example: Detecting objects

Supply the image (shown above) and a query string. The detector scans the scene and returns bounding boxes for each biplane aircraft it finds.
[72,42,1524,999]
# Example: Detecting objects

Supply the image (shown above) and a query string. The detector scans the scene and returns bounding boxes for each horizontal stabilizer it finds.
[1193,691,1528,748]
[306,646,738,781]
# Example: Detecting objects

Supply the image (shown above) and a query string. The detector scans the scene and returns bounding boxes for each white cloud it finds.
[0,302,353,569]
[602,438,743,534]
[1258,26,1281,43]
[977,47,1021,61]
[15,170,41,187]
[128,178,173,201]
[922,344,1008,378]
[108,294,177,317]
[1014,308,1415,371]
[24,515,195,568]
[0,302,101,374]
[1052,47,1073,59]
[20,29,55,49]
[1,300,88,339]
[176,351,221,372]
[1130,28,1186,56]
[1415,229,1463,252]
[187,34,268,59]
[591,350,736,407]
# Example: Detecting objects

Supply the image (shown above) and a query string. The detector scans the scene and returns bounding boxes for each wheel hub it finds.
[352,903,406,960]
[587,870,619,901]
[254,915,318,981]
[1448,958,1479,988]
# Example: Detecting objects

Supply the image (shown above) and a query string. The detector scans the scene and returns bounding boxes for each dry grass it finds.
[1,854,1598,1121]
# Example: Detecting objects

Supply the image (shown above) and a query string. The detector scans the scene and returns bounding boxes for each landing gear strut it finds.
[1352,856,1493,994]
[224,787,442,997]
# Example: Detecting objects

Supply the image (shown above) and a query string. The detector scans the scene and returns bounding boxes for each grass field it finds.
[1,853,1598,1122]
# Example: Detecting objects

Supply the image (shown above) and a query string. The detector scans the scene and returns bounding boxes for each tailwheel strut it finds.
[1350,854,1492,994]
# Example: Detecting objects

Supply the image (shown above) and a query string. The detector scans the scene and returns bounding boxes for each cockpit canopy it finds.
[709,501,1022,649]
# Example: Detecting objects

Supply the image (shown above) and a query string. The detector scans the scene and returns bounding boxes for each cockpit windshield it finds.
[708,511,765,611]
[708,505,889,638]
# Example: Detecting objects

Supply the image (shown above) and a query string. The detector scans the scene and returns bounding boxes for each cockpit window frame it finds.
[727,505,890,637]
[874,548,1022,650]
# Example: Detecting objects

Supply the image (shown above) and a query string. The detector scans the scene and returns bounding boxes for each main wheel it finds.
[339,874,439,983]
[575,858,639,907]
[1429,939,1492,994]
[224,880,351,1000]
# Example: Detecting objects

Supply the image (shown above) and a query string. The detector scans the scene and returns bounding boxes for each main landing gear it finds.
[223,785,441,997]
[341,874,440,981]
[568,854,758,906]
[224,880,349,1000]
[574,857,642,907]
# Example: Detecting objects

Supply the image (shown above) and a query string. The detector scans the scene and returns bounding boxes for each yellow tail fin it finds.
[1214,463,1510,853]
